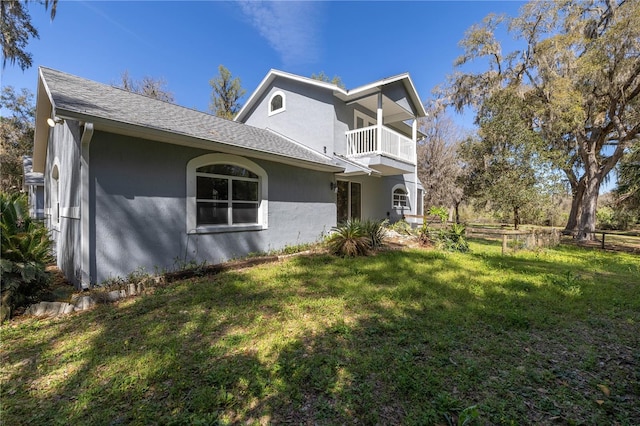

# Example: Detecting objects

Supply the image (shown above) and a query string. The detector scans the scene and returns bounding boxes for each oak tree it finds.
[1,0,57,70]
[445,0,640,240]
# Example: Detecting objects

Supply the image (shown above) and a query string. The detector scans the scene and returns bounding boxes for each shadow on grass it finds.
[1,244,639,425]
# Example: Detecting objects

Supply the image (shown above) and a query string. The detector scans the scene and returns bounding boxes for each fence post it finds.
[502,234,507,255]
[601,232,605,249]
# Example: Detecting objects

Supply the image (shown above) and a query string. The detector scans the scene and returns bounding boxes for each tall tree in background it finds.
[459,88,543,229]
[1,0,57,70]
[116,70,175,103]
[615,144,640,212]
[0,86,35,193]
[209,65,245,120]
[445,0,640,241]
[311,71,346,89]
[416,104,465,221]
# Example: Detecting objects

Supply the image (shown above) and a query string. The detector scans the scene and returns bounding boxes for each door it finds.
[337,180,361,223]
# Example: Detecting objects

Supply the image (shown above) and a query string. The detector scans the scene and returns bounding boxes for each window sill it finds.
[188,224,267,235]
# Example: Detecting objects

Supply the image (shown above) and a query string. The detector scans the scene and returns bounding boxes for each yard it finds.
[1,240,639,425]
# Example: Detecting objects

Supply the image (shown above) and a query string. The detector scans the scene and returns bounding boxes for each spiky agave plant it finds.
[361,219,387,250]
[325,219,371,257]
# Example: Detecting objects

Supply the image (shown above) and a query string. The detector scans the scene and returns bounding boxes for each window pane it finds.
[197,202,228,225]
[350,182,361,220]
[232,203,258,224]
[271,95,283,111]
[197,176,228,200]
[197,164,258,179]
[233,180,258,201]
[337,181,349,223]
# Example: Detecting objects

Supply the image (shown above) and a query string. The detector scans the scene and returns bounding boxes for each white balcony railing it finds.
[345,125,415,164]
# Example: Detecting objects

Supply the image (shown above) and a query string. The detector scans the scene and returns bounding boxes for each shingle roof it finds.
[40,67,341,170]
[22,156,43,187]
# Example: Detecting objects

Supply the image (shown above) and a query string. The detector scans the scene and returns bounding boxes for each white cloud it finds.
[237,1,323,66]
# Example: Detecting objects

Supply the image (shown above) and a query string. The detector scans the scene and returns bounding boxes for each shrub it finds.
[1,193,53,321]
[326,219,371,257]
[417,208,469,253]
[388,219,413,235]
[440,223,470,253]
[361,219,387,250]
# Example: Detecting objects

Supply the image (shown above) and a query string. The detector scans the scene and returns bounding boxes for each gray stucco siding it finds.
[90,131,336,283]
[44,120,83,285]
[243,78,337,156]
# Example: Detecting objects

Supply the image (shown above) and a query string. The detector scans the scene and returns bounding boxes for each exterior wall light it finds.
[47,117,64,127]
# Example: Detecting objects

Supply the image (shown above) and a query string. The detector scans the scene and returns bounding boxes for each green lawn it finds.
[1,240,639,425]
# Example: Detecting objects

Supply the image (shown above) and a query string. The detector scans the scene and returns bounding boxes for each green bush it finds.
[388,219,413,235]
[597,205,637,231]
[1,193,53,321]
[417,209,469,253]
[439,223,470,253]
[361,219,387,250]
[326,219,387,257]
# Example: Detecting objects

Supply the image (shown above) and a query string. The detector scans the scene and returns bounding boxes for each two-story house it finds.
[235,70,426,225]
[31,67,425,288]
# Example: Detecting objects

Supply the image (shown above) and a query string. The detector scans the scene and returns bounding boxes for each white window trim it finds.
[268,90,286,116]
[186,153,268,234]
[392,184,409,210]
[50,162,60,230]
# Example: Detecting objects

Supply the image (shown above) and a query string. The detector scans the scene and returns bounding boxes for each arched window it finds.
[187,154,268,233]
[392,185,409,209]
[51,164,60,226]
[269,91,286,116]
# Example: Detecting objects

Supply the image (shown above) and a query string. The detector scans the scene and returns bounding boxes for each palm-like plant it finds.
[1,193,52,320]
[325,219,371,257]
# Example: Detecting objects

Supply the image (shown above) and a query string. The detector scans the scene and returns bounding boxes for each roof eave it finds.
[32,68,54,173]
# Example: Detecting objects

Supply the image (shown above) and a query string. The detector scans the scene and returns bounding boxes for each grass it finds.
[1,240,639,425]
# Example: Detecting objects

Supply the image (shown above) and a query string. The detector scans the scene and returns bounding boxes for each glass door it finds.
[337,180,361,223]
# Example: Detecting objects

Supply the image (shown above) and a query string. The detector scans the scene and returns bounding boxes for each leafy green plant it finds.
[361,219,387,250]
[388,219,412,235]
[325,219,371,257]
[1,193,53,320]
[437,223,470,252]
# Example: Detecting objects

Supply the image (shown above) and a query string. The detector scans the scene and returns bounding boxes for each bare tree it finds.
[116,70,175,103]
[416,103,465,221]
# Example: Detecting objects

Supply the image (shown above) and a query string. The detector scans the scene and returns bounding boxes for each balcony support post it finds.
[377,92,383,155]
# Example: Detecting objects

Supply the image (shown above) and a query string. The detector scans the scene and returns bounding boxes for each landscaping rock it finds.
[73,295,96,312]
[27,301,75,317]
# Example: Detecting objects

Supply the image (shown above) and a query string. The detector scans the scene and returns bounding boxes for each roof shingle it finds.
[40,67,339,169]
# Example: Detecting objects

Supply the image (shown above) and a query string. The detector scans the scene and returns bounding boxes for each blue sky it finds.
[1,0,525,128]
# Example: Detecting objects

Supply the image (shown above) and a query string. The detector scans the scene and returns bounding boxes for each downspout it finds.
[80,122,94,289]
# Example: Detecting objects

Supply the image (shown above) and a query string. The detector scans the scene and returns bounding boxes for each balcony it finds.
[345,125,416,175]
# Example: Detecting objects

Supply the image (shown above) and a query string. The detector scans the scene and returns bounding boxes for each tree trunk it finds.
[513,205,520,230]
[576,171,601,242]
[454,201,461,224]
[564,181,584,234]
